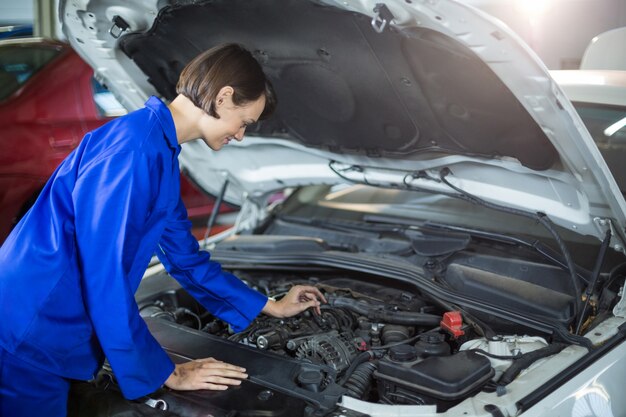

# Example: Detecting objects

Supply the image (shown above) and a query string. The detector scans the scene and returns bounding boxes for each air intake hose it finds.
[327,296,440,326]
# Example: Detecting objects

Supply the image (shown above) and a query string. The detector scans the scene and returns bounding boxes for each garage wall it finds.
[468,0,626,69]
[0,0,33,25]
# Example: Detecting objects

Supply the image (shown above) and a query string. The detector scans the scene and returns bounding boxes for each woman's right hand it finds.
[164,357,248,391]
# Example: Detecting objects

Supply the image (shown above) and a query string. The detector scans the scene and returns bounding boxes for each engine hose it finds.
[498,343,567,386]
[327,296,441,326]
[344,362,377,399]
[339,351,373,386]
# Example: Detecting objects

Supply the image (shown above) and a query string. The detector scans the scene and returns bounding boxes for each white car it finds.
[61,1,626,416]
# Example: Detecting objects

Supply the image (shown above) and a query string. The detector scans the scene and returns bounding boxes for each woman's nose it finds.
[235,127,246,141]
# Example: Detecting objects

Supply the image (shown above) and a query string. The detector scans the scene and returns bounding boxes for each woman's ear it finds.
[216,86,234,106]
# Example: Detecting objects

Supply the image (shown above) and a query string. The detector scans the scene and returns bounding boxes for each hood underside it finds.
[60,0,626,248]
[119,0,557,170]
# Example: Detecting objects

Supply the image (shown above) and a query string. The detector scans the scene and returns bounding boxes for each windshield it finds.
[278,183,606,267]
[0,43,61,101]
[572,101,626,195]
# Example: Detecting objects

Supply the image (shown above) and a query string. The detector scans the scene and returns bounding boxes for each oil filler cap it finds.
[297,370,323,392]
[389,344,417,362]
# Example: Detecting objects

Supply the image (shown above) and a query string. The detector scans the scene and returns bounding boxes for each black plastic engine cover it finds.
[144,317,348,416]
[375,350,494,401]
[442,253,575,325]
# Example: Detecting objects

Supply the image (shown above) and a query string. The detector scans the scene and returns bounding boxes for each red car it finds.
[0,38,228,243]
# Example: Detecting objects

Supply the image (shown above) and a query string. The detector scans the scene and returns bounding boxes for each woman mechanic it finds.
[0,43,326,416]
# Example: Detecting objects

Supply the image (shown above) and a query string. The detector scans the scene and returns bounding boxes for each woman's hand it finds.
[164,357,248,391]
[262,285,327,318]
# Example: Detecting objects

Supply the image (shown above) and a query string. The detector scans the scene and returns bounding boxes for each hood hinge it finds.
[593,217,626,254]
[613,284,626,318]
[109,15,130,39]
[371,3,395,33]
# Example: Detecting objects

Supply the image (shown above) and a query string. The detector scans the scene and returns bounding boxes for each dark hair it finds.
[176,43,276,120]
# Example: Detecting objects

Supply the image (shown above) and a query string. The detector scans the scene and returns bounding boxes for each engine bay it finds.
[85,261,572,417]
[65,220,626,417]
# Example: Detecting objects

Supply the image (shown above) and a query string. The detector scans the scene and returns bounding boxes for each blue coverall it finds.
[0,96,268,416]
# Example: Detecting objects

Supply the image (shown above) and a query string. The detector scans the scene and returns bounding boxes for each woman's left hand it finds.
[262,285,327,318]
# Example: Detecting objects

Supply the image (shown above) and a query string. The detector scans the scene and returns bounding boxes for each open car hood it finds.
[61,0,626,248]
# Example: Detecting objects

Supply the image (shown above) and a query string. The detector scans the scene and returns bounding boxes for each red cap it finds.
[356,340,368,351]
[441,311,464,338]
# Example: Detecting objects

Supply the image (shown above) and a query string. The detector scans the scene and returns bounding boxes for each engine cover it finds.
[144,317,349,416]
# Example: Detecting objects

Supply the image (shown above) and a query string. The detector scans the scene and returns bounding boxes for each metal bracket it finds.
[144,397,168,410]
[613,282,626,318]
[593,217,625,254]
[109,15,130,39]
[371,3,395,34]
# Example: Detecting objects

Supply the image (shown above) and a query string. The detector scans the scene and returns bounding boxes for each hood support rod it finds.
[576,229,612,335]
[203,178,230,248]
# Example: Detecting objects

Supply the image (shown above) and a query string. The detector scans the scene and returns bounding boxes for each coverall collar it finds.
[145,96,179,150]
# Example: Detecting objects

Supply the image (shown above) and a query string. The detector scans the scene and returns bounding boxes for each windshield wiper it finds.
[281,213,592,288]
[279,215,395,236]
[362,214,591,285]
[275,215,415,255]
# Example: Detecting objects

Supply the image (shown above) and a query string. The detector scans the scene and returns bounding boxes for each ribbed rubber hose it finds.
[344,362,377,399]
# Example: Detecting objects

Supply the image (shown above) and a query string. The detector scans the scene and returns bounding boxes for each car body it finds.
[0,38,227,243]
[579,26,626,71]
[0,24,33,39]
[60,1,626,416]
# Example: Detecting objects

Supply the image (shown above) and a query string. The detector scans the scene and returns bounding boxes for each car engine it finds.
[67,264,562,417]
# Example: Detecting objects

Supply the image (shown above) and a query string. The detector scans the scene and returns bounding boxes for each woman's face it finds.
[199,91,266,151]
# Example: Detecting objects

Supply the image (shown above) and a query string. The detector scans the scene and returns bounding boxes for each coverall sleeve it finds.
[156,196,268,333]
[73,151,174,400]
